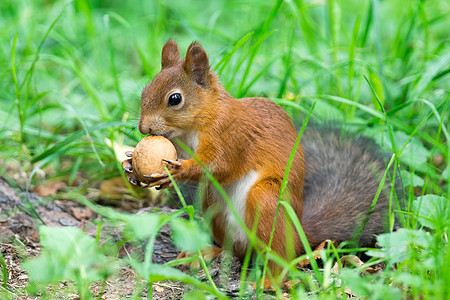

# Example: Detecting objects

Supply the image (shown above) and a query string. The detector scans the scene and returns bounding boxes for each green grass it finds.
[0,0,449,299]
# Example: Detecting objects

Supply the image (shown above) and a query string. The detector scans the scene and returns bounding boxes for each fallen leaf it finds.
[344,286,358,297]
[32,181,66,196]
[297,239,337,267]
[100,177,129,198]
[331,255,377,275]
[283,279,301,290]
[331,261,340,274]
[341,255,364,268]
[155,285,164,293]
[71,207,93,220]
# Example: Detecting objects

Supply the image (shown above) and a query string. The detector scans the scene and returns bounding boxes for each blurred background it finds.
[0,0,448,200]
[1,2,448,297]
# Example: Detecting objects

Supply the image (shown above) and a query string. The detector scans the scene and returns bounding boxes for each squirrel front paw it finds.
[122,154,183,190]
[142,159,182,190]
[121,151,143,186]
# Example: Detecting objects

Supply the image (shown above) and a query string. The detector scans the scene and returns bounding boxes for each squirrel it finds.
[122,40,397,280]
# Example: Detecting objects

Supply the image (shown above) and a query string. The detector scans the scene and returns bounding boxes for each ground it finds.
[0,177,256,299]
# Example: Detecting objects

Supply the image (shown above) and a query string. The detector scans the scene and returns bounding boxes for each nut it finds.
[132,136,177,183]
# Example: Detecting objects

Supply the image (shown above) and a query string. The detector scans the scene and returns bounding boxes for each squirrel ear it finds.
[161,40,180,69]
[183,42,210,87]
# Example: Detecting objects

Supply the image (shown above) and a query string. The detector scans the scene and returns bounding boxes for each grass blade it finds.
[31,121,129,163]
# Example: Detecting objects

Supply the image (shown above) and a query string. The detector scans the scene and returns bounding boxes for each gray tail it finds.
[300,126,402,249]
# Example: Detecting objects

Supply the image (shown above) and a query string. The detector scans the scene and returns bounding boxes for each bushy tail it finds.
[300,127,401,249]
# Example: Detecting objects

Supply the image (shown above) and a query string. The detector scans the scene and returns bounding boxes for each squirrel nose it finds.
[138,122,152,135]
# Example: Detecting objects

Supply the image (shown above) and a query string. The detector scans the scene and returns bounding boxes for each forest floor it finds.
[0,177,261,299]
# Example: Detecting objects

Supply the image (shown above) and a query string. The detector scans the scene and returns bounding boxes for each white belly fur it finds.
[210,170,259,247]
[173,130,199,159]
[175,130,258,246]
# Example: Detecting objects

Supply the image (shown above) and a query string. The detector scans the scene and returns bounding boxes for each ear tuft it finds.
[161,40,180,69]
[183,42,210,87]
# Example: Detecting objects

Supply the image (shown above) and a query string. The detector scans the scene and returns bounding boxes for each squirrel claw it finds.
[162,159,182,167]
[156,182,172,190]
[125,151,133,157]
[140,183,151,189]
[128,177,137,185]
[124,166,133,173]
[137,181,146,188]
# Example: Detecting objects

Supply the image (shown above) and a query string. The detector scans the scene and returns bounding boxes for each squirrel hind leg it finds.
[244,180,301,271]
[176,246,223,270]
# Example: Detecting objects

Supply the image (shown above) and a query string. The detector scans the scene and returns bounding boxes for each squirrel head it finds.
[139,40,219,139]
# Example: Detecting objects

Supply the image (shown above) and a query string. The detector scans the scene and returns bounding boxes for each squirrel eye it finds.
[168,93,182,106]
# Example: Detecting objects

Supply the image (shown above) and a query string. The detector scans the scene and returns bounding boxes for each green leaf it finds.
[184,290,208,300]
[341,269,402,299]
[366,228,432,264]
[391,131,428,167]
[369,129,430,171]
[414,195,450,230]
[148,264,192,282]
[170,218,210,252]
[22,252,56,283]
[395,273,427,288]
[120,213,164,240]
[397,139,429,169]
[22,226,111,292]
[143,264,227,299]
[400,170,424,187]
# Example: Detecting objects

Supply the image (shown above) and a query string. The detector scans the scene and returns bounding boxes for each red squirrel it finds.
[122,40,395,277]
